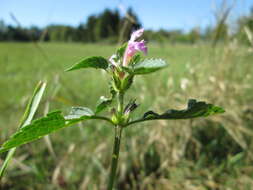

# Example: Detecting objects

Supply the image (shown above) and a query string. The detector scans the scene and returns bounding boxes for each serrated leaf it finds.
[65,56,108,72]
[126,99,225,126]
[95,97,112,114]
[0,81,46,178]
[0,111,66,153]
[0,108,112,153]
[143,99,224,119]
[132,59,168,75]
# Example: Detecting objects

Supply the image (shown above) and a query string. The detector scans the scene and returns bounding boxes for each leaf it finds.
[121,74,134,91]
[143,99,225,119]
[0,81,46,178]
[116,43,128,58]
[126,99,225,126]
[0,111,66,153]
[129,54,142,66]
[65,106,94,120]
[132,59,168,75]
[111,73,121,92]
[65,56,108,72]
[109,82,117,98]
[0,107,112,153]
[95,96,112,114]
[121,66,133,74]
[65,107,112,123]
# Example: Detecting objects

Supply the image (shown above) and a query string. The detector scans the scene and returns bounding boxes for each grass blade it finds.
[0,81,47,179]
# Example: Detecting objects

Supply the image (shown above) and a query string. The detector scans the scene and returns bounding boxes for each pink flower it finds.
[130,28,144,42]
[123,29,147,67]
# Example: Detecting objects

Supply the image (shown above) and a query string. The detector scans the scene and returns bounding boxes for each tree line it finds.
[0,8,140,43]
[0,7,253,44]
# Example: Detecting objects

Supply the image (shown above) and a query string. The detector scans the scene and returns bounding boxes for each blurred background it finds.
[1,0,253,189]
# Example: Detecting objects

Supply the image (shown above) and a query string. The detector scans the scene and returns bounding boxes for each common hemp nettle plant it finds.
[0,29,225,189]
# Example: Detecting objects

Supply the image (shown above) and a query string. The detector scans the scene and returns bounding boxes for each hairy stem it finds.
[117,92,124,115]
[107,125,123,190]
[107,90,124,190]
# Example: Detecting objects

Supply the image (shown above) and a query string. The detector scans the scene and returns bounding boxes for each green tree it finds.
[86,15,98,42]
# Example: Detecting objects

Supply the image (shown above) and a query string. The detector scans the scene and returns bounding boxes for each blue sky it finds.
[1,0,253,31]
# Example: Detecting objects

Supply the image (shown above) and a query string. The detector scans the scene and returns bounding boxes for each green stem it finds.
[107,90,124,190]
[117,92,124,115]
[107,125,123,190]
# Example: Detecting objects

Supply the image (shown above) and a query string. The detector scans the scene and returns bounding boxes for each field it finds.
[0,42,253,190]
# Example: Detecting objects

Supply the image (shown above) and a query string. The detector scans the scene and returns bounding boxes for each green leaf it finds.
[121,74,134,91]
[121,66,134,74]
[65,107,94,120]
[132,59,168,75]
[116,43,128,58]
[109,83,117,98]
[111,73,121,92]
[0,111,66,153]
[95,97,112,114]
[0,107,113,153]
[126,99,225,127]
[65,107,112,123]
[65,56,108,72]
[129,54,142,66]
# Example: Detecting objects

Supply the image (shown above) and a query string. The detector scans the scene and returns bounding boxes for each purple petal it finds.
[130,28,144,42]
[127,40,147,55]
[123,41,147,66]
[123,29,147,67]
[134,40,147,54]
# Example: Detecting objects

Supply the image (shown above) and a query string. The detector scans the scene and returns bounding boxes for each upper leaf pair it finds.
[66,55,168,76]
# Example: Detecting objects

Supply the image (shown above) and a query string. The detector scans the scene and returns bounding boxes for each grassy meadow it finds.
[0,41,253,190]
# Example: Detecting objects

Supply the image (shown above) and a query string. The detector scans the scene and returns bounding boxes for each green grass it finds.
[0,42,253,189]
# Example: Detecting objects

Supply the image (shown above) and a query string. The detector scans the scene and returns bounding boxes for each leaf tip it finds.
[64,67,73,72]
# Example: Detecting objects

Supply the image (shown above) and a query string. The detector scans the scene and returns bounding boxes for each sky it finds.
[1,0,253,31]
